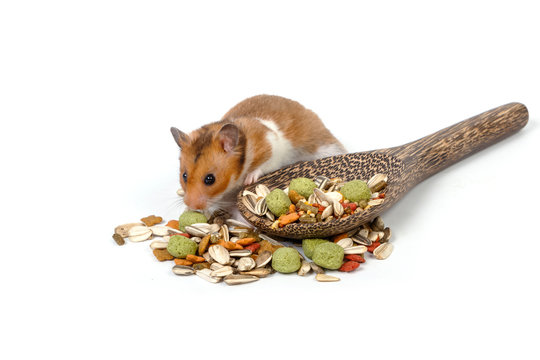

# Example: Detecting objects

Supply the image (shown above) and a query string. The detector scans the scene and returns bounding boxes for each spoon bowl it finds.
[237,103,528,239]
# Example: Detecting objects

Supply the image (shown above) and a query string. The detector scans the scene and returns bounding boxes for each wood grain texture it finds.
[237,103,528,239]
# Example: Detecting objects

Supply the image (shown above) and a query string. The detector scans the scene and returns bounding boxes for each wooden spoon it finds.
[237,103,528,239]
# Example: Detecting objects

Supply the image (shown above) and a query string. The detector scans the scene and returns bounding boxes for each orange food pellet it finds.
[174,258,193,266]
[166,220,180,230]
[236,237,256,246]
[185,254,205,263]
[332,232,348,243]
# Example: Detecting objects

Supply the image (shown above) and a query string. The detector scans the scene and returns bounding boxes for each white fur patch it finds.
[308,143,347,159]
[257,119,301,173]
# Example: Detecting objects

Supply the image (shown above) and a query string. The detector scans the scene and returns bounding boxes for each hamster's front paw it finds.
[244,169,263,185]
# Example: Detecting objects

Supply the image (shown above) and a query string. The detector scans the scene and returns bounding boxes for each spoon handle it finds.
[383,102,528,186]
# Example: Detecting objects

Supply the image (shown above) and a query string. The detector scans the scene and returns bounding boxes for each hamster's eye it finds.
[204,174,215,185]
[182,172,187,182]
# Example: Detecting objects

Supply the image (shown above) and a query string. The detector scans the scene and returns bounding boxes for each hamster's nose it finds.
[185,193,207,210]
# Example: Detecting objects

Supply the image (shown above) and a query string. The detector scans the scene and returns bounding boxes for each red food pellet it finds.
[347,203,357,211]
[345,254,365,263]
[339,261,360,272]
[175,232,191,238]
[244,242,261,253]
[367,241,381,253]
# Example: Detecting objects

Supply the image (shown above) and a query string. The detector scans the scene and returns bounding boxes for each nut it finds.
[315,274,340,282]
[208,245,230,265]
[373,243,393,260]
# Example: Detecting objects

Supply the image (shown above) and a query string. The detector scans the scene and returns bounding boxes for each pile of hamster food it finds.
[112,205,393,286]
[242,174,387,228]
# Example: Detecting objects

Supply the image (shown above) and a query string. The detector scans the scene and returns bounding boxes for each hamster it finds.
[171,94,346,214]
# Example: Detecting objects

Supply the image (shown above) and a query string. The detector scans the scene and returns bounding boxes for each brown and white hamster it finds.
[171,95,346,213]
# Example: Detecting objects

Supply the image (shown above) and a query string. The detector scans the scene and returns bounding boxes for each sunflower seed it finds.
[196,268,221,283]
[308,193,318,204]
[202,252,213,263]
[236,257,256,271]
[255,184,271,198]
[128,226,153,242]
[265,211,275,221]
[226,218,253,228]
[344,245,367,254]
[184,226,208,237]
[382,227,392,243]
[177,188,185,197]
[190,236,201,243]
[229,227,249,236]
[367,174,388,192]
[310,263,325,274]
[316,274,340,282]
[208,245,230,265]
[367,231,379,243]
[352,233,372,246]
[297,260,312,276]
[128,225,150,236]
[172,265,194,276]
[149,240,168,250]
[239,267,272,277]
[368,198,384,206]
[210,263,224,271]
[255,250,272,268]
[333,200,344,217]
[314,175,330,189]
[149,225,169,236]
[373,243,393,260]
[313,188,329,203]
[347,228,359,237]
[242,189,258,197]
[115,223,144,238]
[371,216,384,231]
[230,249,252,257]
[210,265,234,277]
[242,195,257,213]
[220,225,229,242]
[224,274,259,285]
[358,228,369,238]
[256,198,268,216]
[321,204,334,220]
[336,237,353,249]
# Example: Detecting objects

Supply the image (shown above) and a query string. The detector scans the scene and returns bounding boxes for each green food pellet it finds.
[340,180,371,203]
[265,189,292,217]
[289,177,317,199]
[271,247,302,273]
[302,238,329,259]
[167,235,197,258]
[178,210,207,232]
[312,242,344,270]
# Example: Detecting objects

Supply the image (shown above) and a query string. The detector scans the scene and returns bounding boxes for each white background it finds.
[1,1,539,359]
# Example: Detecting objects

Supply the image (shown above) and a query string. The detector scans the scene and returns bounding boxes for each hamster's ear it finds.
[218,123,239,153]
[170,127,190,149]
